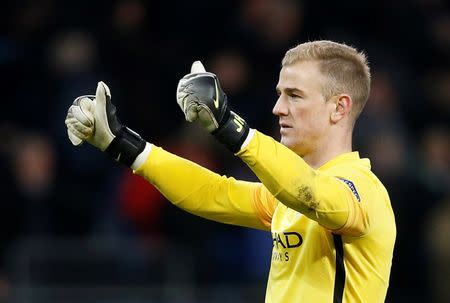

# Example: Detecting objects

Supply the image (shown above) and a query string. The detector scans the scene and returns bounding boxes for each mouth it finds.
[279,122,292,134]
[279,122,292,129]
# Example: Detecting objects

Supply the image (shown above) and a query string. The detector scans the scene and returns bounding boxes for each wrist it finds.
[105,126,146,166]
[212,111,250,153]
[240,128,256,151]
[131,142,153,170]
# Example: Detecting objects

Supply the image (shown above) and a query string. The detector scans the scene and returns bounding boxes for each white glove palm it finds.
[65,81,116,151]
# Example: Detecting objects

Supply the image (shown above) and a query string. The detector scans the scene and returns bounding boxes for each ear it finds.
[330,94,352,123]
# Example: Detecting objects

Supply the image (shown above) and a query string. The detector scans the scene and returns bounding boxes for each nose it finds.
[272,96,288,116]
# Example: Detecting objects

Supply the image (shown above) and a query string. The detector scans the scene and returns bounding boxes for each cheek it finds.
[292,106,315,128]
[293,105,328,135]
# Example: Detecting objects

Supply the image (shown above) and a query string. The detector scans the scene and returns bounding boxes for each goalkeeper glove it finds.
[65,81,146,167]
[176,61,250,153]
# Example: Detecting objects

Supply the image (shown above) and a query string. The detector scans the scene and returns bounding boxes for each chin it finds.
[280,137,305,156]
[280,137,294,149]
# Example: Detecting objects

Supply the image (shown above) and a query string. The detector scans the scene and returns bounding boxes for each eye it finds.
[289,94,302,100]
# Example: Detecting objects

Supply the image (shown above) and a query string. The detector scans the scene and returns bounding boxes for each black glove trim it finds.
[212,111,250,153]
[105,127,146,166]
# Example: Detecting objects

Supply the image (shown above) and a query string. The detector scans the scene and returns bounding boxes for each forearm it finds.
[237,131,351,230]
[134,143,268,230]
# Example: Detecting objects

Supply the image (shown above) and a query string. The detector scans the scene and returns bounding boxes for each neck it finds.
[302,130,353,169]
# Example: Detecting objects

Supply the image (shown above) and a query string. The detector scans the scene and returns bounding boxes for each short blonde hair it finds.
[282,40,371,121]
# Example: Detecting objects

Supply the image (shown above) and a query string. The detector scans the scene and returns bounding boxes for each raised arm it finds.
[64,81,274,230]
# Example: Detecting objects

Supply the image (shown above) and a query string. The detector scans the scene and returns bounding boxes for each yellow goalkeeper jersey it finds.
[135,130,396,303]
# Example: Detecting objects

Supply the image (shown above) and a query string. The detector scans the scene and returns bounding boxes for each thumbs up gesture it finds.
[176,61,250,153]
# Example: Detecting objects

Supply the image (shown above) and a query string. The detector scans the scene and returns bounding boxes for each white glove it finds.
[65,96,94,145]
[65,81,147,167]
[65,81,116,151]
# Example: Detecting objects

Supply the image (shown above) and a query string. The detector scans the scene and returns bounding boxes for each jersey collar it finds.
[318,152,371,171]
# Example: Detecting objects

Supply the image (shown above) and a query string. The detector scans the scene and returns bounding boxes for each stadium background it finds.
[0,0,449,302]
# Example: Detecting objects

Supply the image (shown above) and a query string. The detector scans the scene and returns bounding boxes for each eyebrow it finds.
[276,87,306,95]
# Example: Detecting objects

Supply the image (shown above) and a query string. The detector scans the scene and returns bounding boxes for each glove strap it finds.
[105,127,146,166]
[212,111,250,153]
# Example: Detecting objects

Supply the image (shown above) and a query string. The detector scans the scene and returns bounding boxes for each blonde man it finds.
[66,40,396,302]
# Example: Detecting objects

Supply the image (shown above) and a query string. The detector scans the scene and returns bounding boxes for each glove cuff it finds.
[212,111,249,153]
[105,127,146,166]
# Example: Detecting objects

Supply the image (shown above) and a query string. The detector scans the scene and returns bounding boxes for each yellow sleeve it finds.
[253,185,279,229]
[237,131,369,234]
[134,145,275,231]
[330,172,372,236]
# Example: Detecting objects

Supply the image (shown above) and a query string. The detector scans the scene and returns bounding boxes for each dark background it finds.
[0,0,449,302]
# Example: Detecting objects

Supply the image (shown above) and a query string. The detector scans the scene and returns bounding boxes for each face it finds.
[273,60,334,156]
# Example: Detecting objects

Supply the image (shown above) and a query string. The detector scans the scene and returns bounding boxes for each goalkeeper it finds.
[65,40,396,303]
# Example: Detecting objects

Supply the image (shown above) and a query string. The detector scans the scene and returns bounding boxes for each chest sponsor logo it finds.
[271,231,303,262]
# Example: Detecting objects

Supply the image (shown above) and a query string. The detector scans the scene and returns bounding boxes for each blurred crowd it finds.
[0,0,449,302]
